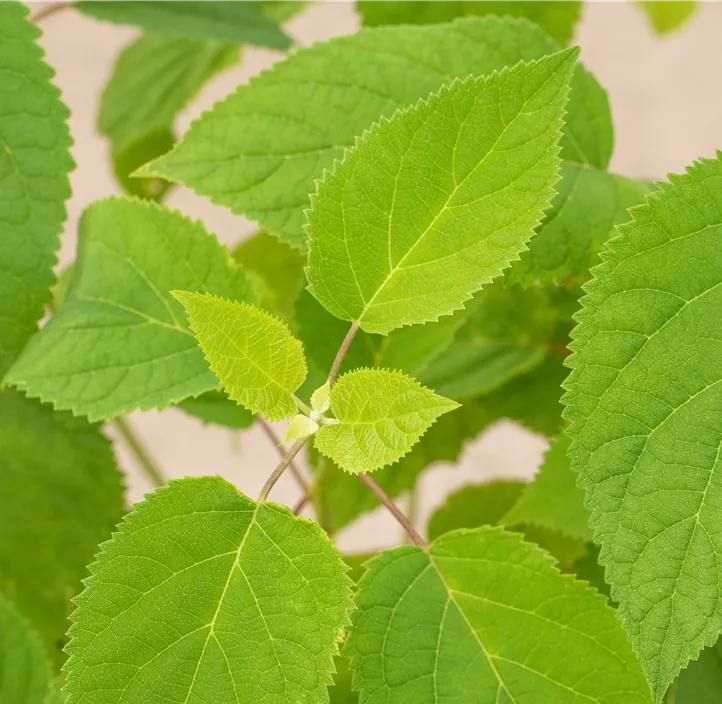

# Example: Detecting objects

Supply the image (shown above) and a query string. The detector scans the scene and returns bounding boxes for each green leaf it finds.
[0,389,124,664]
[0,594,51,704]
[348,527,653,703]
[357,0,582,46]
[668,640,722,703]
[502,435,592,542]
[112,128,175,201]
[45,677,69,704]
[6,198,254,421]
[140,17,610,247]
[64,476,353,704]
[283,414,319,443]
[233,231,306,324]
[314,369,459,473]
[0,2,73,377]
[306,49,577,334]
[76,1,291,50]
[636,1,697,35]
[175,390,254,429]
[418,284,561,400]
[174,292,307,421]
[313,355,568,533]
[563,154,722,698]
[506,163,651,287]
[427,481,587,570]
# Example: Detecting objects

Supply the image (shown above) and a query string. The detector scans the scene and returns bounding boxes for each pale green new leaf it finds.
[427,481,587,569]
[315,369,459,473]
[140,17,609,247]
[668,640,722,703]
[76,1,291,49]
[313,355,568,533]
[636,1,697,35]
[502,435,592,542]
[506,163,651,287]
[348,527,653,703]
[0,3,73,377]
[306,49,578,334]
[6,198,254,421]
[0,389,124,663]
[175,390,253,429]
[563,154,722,698]
[64,476,353,704]
[0,594,51,704]
[417,283,561,400]
[175,292,307,421]
[357,0,581,46]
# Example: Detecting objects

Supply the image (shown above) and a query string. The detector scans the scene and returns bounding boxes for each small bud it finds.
[310,381,331,414]
[281,414,319,444]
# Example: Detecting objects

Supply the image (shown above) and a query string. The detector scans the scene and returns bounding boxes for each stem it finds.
[258,438,308,503]
[328,322,359,384]
[112,417,165,488]
[256,417,309,494]
[30,1,70,22]
[357,473,426,548]
[405,485,420,545]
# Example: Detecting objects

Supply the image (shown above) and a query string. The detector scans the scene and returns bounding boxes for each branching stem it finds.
[30,1,70,23]
[113,417,165,488]
[328,322,359,384]
[256,417,309,494]
[357,473,426,548]
[258,438,308,503]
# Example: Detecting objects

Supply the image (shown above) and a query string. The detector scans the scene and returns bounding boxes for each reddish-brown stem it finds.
[292,495,309,516]
[357,473,426,548]
[30,1,70,23]
[257,417,309,494]
[328,322,359,384]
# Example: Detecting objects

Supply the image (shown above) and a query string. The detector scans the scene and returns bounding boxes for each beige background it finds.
[28,1,722,551]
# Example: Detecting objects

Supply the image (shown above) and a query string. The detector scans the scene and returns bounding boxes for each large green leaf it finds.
[636,1,697,35]
[76,1,291,49]
[6,198,254,421]
[64,477,353,704]
[357,0,582,45]
[307,49,577,334]
[564,154,722,698]
[313,355,568,534]
[315,369,458,473]
[418,284,561,400]
[348,527,653,703]
[0,3,73,377]
[0,389,124,664]
[0,594,50,704]
[502,434,592,542]
[506,163,651,287]
[140,18,609,248]
[175,293,307,421]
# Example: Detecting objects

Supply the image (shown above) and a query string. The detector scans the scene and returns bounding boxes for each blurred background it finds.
[32,0,722,552]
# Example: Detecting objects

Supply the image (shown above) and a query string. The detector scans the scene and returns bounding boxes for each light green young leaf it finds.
[283,414,319,443]
[0,389,124,664]
[76,1,291,50]
[140,17,609,247]
[311,381,331,414]
[418,284,561,400]
[315,369,459,473]
[502,434,592,542]
[6,198,254,421]
[668,640,722,703]
[348,527,653,703]
[427,481,587,569]
[313,355,568,534]
[174,292,307,421]
[234,231,306,324]
[64,476,353,704]
[0,2,73,377]
[636,1,697,35]
[507,163,651,287]
[357,0,582,46]
[306,49,578,334]
[0,594,51,704]
[564,154,722,699]
[175,390,254,429]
